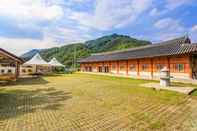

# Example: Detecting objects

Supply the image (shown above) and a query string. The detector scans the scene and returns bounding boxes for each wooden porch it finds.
[0,48,23,81]
[192,53,197,79]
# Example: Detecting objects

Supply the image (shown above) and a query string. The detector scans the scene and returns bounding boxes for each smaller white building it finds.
[20,54,65,75]
[20,53,51,75]
[48,58,64,67]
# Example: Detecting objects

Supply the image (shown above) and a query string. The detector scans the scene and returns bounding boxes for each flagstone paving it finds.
[141,83,196,94]
[0,73,197,131]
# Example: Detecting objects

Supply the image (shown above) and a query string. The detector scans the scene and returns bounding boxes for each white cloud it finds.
[190,25,197,42]
[69,0,153,31]
[166,0,194,10]
[149,8,167,16]
[151,22,197,43]
[149,0,195,17]
[45,27,92,43]
[152,18,188,41]
[154,18,185,32]
[0,26,93,55]
[191,25,197,32]
[0,0,64,22]
[0,0,94,55]
[0,37,58,56]
[70,0,89,3]
[154,32,186,42]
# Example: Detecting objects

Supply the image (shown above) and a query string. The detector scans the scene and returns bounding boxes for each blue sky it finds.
[0,0,197,55]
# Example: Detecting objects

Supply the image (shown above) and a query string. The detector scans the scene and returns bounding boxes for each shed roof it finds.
[48,58,64,67]
[24,53,49,65]
[79,36,197,63]
[0,48,24,63]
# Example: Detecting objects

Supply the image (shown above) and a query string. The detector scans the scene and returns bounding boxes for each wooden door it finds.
[192,54,197,79]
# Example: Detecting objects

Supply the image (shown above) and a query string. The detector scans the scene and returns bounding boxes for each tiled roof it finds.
[0,48,24,63]
[79,36,197,63]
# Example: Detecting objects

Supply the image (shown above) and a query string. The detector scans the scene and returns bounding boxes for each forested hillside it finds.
[21,34,151,67]
[85,34,150,53]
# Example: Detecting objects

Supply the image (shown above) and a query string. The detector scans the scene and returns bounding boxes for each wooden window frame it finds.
[156,64,164,72]
[98,66,102,72]
[142,64,149,72]
[22,69,26,73]
[174,64,185,73]
[1,69,5,73]
[130,64,136,71]
[111,64,116,71]
[119,65,125,71]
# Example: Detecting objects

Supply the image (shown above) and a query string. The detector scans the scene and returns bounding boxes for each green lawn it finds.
[0,73,197,131]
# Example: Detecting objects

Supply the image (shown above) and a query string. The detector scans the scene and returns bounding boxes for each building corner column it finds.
[126,60,129,75]
[137,59,140,76]
[15,62,19,80]
[117,61,119,74]
[102,62,105,73]
[189,55,193,79]
[150,59,153,79]
[109,61,111,73]
[167,57,170,73]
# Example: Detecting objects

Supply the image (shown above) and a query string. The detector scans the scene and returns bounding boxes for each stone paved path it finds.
[0,74,197,131]
[141,83,196,94]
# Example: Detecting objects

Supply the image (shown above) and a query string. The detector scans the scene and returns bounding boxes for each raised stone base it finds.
[141,83,196,95]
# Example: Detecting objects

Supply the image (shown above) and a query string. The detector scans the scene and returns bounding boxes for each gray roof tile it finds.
[79,37,197,63]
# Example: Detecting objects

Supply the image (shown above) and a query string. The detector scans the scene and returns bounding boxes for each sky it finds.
[0,0,197,56]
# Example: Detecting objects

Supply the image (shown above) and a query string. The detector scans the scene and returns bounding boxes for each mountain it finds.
[85,34,151,53]
[21,34,151,68]
[21,49,40,60]
[40,43,91,67]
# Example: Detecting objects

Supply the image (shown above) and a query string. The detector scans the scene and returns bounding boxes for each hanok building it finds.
[79,37,197,81]
[0,48,23,81]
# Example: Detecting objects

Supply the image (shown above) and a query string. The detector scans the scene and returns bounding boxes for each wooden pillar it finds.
[80,64,82,71]
[189,55,193,79]
[109,61,111,73]
[150,59,153,79]
[102,62,105,72]
[15,62,18,79]
[95,62,98,72]
[117,61,119,74]
[15,62,19,79]
[167,57,170,73]
[137,59,140,76]
[36,65,38,73]
[126,60,129,75]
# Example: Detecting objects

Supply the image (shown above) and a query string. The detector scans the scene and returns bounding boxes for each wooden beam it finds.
[102,62,105,73]
[117,61,119,74]
[167,57,170,70]
[109,61,111,73]
[189,55,193,79]
[126,60,129,75]
[137,59,140,76]
[15,62,19,80]
[150,59,153,79]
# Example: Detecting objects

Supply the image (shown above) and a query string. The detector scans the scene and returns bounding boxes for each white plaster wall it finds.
[128,71,138,76]
[140,72,151,78]
[0,67,15,75]
[92,68,97,72]
[20,66,36,75]
[153,72,161,79]
[170,73,190,79]
[111,70,117,74]
[153,72,191,80]
[119,71,126,75]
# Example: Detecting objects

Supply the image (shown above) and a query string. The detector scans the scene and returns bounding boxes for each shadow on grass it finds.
[0,87,72,120]
[5,77,49,86]
[42,73,65,77]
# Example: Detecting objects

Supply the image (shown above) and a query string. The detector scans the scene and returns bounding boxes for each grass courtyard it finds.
[0,73,197,131]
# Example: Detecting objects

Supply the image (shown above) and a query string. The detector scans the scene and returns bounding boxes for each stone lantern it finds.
[160,67,170,87]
